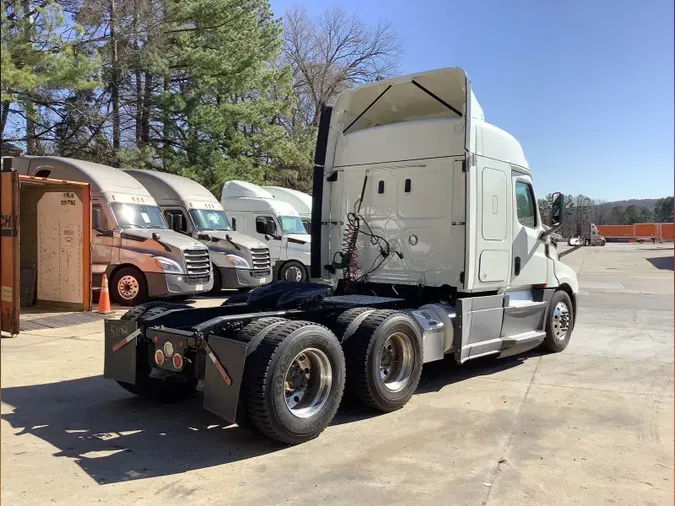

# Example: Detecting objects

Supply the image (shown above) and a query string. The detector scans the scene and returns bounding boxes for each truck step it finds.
[501,330,546,347]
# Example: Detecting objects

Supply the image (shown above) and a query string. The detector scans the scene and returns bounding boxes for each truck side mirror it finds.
[92,208,102,230]
[172,214,184,233]
[265,220,276,236]
[550,192,563,227]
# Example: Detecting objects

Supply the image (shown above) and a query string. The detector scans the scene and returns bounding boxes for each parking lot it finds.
[1,243,673,506]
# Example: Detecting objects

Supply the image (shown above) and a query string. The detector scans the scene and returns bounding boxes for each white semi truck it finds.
[125,170,272,293]
[12,156,213,305]
[262,186,313,234]
[221,181,311,282]
[103,67,578,445]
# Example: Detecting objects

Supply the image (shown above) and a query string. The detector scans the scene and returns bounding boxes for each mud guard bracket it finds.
[103,319,139,384]
[203,336,248,424]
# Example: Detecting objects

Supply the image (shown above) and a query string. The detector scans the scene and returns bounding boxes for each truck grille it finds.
[183,248,211,281]
[251,248,271,272]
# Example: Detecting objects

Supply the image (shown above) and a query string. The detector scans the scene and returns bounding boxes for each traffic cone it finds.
[98,274,112,314]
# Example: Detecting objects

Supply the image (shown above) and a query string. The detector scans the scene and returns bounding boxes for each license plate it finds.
[196,284,203,291]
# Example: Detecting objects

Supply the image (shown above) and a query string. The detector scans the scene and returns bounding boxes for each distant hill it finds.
[600,198,658,209]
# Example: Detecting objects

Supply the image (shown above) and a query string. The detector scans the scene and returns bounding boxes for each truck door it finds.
[511,174,548,288]
[255,215,283,262]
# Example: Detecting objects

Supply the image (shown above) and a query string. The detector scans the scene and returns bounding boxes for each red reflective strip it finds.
[112,334,133,352]
[207,349,232,386]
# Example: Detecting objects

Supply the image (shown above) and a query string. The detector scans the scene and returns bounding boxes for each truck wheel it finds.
[116,303,195,401]
[333,307,376,343]
[278,261,308,283]
[541,291,574,353]
[600,239,606,246]
[343,310,423,413]
[244,320,345,445]
[110,267,148,306]
[208,264,223,295]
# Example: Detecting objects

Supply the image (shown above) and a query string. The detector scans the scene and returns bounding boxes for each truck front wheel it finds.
[343,311,423,413]
[244,320,345,445]
[278,261,308,283]
[541,291,574,353]
[110,267,148,306]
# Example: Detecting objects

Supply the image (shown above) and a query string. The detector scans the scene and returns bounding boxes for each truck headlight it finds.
[153,256,183,273]
[224,254,250,269]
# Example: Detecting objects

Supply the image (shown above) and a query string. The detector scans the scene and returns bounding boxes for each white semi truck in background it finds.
[262,186,313,234]
[221,181,311,282]
[103,67,578,445]
[12,156,213,305]
[125,170,272,293]
[568,223,606,246]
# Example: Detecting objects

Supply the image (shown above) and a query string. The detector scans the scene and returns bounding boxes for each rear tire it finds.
[343,310,423,413]
[110,267,148,306]
[244,320,345,445]
[541,290,574,353]
[333,307,376,343]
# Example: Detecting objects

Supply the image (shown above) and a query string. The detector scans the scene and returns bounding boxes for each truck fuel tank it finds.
[410,304,456,363]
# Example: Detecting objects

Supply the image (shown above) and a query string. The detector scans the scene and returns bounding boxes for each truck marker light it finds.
[112,329,142,352]
[178,340,185,348]
[153,335,159,343]
[163,341,174,358]
[173,354,183,369]
[155,349,165,365]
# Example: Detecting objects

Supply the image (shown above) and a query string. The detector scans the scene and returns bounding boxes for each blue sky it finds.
[270,0,674,201]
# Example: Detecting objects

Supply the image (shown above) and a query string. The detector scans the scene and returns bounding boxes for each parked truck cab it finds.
[103,68,579,446]
[12,156,212,305]
[221,181,311,282]
[125,170,272,292]
[262,186,313,234]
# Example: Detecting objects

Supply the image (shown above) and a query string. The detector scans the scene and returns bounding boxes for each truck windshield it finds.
[280,216,307,234]
[189,209,232,231]
[111,203,166,229]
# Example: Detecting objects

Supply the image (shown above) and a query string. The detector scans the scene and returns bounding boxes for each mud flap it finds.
[203,336,248,424]
[103,319,139,384]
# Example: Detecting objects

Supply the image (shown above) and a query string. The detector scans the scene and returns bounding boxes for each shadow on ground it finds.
[646,256,674,270]
[1,353,529,485]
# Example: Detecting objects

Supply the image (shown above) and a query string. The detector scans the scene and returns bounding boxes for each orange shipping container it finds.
[634,223,659,238]
[661,223,674,241]
[596,225,634,238]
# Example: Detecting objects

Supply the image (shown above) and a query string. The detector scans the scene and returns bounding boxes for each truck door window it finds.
[515,181,537,228]
[256,216,276,235]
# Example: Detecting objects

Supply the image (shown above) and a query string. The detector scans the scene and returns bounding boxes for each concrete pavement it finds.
[2,243,673,505]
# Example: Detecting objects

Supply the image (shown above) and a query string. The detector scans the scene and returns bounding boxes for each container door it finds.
[1,170,20,336]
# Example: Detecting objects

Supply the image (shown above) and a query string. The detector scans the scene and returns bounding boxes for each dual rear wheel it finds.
[235,310,423,444]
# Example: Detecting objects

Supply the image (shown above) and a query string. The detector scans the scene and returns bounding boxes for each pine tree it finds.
[1,0,100,152]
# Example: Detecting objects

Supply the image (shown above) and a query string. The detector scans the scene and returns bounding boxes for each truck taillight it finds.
[172,353,183,369]
[155,349,165,365]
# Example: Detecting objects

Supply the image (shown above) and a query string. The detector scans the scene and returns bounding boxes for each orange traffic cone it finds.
[98,274,112,314]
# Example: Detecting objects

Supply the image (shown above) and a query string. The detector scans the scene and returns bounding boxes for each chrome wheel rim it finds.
[117,275,139,301]
[284,348,332,419]
[552,302,571,341]
[379,332,414,392]
[284,266,303,282]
